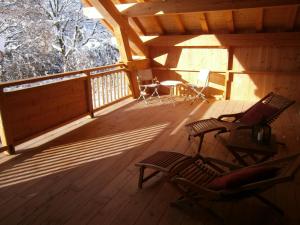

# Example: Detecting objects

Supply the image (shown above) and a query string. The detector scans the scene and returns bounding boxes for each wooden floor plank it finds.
[0,97,299,225]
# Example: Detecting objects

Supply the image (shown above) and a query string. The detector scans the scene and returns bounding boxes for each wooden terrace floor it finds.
[0,97,300,225]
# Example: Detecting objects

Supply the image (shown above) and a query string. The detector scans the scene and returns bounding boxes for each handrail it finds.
[0,63,125,89]
[90,68,128,78]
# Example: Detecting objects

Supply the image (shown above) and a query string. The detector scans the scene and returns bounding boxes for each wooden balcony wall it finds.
[0,62,150,153]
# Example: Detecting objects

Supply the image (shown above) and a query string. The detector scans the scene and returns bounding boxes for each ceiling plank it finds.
[141,32,300,47]
[199,13,209,33]
[117,0,300,17]
[256,8,264,32]
[88,0,148,57]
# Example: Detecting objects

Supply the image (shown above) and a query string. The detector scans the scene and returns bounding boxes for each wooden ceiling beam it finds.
[88,0,148,57]
[100,19,114,33]
[141,32,300,47]
[116,0,300,17]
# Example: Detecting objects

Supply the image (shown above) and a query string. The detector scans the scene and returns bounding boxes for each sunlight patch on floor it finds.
[0,123,169,188]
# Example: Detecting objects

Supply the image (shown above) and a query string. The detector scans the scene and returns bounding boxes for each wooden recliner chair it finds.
[170,153,300,215]
[185,92,295,152]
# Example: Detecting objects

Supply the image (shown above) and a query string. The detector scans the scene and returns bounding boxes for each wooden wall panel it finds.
[230,72,300,102]
[150,47,228,71]
[233,47,300,71]
[2,78,89,143]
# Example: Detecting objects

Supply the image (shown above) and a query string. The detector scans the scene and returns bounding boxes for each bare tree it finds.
[0,0,119,82]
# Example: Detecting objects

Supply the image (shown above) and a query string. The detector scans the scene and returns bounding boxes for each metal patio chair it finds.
[137,69,160,104]
[185,69,210,104]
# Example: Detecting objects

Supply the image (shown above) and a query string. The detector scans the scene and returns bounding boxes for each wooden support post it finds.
[85,72,95,118]
[114,26,140,98]
[0,88,15,154]
[225,47,234,100]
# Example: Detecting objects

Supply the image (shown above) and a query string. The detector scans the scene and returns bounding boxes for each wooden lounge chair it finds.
[136,151,243,189]
[170,153,300,215]
[185,92,295,152]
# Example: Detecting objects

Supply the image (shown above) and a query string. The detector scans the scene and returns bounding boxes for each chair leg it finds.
[197,133,205,154]
[138,166,160,189]
[138,166,145,189]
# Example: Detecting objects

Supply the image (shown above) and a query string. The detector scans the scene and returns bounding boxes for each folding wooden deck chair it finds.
[136,151,300,215]
[185,92,295,152]
[170,153,300,215]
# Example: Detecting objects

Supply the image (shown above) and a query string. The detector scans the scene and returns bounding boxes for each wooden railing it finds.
[0,63,132,154]
[89,68,130,111]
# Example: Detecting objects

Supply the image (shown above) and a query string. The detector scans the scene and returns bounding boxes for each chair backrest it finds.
[196,69,210,87]
[239,92,295,125]
[138,69,153,82]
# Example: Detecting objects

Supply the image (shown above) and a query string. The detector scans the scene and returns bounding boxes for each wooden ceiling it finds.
[110,0,300,35]
[82,0,300,57]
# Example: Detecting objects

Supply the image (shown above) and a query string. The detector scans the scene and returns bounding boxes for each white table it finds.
[160,80,183,105]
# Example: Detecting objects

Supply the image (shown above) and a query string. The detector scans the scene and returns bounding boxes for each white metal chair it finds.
[186,69,210,104]
[137,69,160,104]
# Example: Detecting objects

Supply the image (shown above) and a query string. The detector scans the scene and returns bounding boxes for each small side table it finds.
[225,129,278,166]
[160,80,182,105]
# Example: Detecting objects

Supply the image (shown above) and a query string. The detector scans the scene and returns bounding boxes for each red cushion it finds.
[207,166,280,190]
[239,102,278,125]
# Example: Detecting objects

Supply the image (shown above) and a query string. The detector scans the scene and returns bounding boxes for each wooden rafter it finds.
[116,0,300,17]
[174,15,186,34]
[286,6,298,31]
[88,0,148,57]
[100,19,114,33]
[130,17,147,35]
[141,32,300,47]
[199,13,209,33]
[225,11,235,33]
[256,8,264,32]
[153,16,165,34]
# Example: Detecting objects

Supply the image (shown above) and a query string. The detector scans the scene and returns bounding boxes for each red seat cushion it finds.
[207,166,280,190]
[239,102,278,125]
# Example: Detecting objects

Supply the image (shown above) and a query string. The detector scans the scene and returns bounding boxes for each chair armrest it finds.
[217,112,245,122]
[171,177,219,200]
[204,157,242,171]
